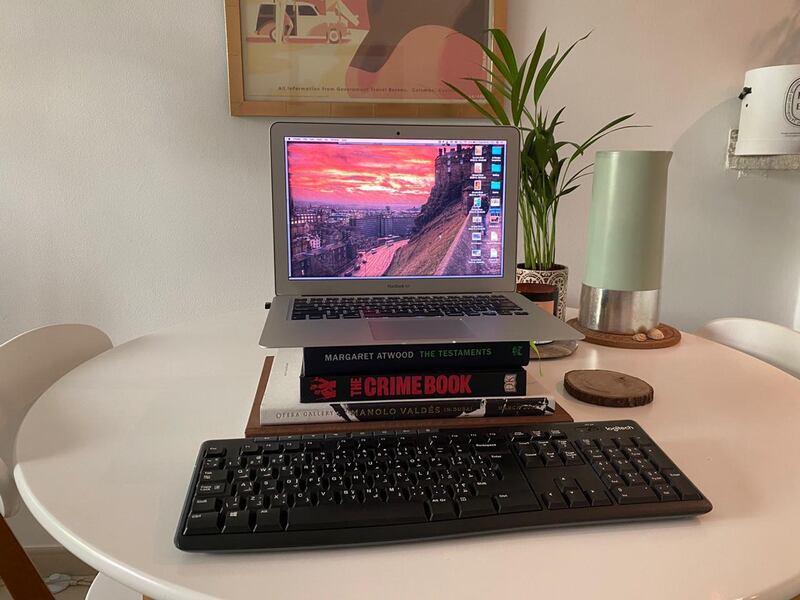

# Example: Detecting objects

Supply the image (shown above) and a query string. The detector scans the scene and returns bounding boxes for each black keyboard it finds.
[174,420,711,551]
[290,294,526,320]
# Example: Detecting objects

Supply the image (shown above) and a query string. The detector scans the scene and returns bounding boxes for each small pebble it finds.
[647,328,665,340]
[632,333,647,342]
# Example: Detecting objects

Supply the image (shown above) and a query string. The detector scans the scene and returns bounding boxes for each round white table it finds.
[14,310,800,600]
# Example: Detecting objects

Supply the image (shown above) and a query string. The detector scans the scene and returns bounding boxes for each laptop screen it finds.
[285,136,508,281]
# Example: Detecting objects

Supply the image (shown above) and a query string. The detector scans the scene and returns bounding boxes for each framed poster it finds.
[224,0,507,117]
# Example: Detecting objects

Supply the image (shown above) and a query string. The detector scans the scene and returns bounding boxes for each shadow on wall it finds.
[750,0,800,65]
[660,98,800,332]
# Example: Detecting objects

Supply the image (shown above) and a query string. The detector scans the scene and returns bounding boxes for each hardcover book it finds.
[302,341,530,376]
[300,369,526,403]
[261,350,553,425]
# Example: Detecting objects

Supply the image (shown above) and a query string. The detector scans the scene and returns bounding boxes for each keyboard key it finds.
[191,497,219,513]
[601,473,624,488]
[289,503,426,530]
[493,491,541,513]
[631,435,654,447]
[426,498,458,521]
[197,483,227,497]
[561,451,583,466]
[222,510,252,534]
[541,490,568,510]
[584,488,612,507]
[254,509,284,532]
[246,495,265,510]
[185,512,220,535]
[598,438,617,450]
[541,451,561,467]
[199,470,228,483]
[240,443,260,455]
[205,445,226,457]
[623,472,646,486]
[654,484,679,502]
[662,470,702,501]
[223,497,242,511]
[457,496,497,518]
[563,488,590,508]
[642,471,667,486]
[554,476,578,492]
[592,460,616,476]
[520,452,542,468]
[610,485,658,505]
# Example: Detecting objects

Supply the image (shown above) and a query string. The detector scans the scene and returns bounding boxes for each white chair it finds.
[695,317,800,379]
[0,324,141,600]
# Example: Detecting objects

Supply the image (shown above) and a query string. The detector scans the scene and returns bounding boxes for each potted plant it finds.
[447,29,637,320]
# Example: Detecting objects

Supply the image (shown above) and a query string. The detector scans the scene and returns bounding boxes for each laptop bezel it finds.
[270,122,520,296]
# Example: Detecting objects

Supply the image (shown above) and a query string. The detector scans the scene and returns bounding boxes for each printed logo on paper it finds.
[785,77,800,126]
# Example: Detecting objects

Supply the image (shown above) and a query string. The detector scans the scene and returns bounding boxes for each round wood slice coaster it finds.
[567,319,681,349]
[564,370,654,407]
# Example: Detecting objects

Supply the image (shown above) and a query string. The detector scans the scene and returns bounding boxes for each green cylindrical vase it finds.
[578,150,672,334]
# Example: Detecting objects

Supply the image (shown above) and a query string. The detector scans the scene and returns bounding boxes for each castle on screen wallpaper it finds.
[287,141,505,279]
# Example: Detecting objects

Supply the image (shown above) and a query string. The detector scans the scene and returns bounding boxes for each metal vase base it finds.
[578,284,660,334]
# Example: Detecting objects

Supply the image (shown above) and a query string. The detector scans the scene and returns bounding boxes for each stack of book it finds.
[258,341,556,427]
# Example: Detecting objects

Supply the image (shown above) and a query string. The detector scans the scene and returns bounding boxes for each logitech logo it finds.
[604,425,634,432]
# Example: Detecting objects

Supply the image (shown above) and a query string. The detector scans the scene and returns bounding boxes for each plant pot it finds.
[516,263,569,321]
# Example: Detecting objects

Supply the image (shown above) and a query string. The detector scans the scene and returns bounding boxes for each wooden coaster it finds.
[567,319,681,349]
[564,370,653,407]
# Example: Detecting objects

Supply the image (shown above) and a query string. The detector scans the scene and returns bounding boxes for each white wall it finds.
[2,0,799,546]
[509,0,800,332]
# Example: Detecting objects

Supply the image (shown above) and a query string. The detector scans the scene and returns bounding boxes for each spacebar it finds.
[287,503,427,531]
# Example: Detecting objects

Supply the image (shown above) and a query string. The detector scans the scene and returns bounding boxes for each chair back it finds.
[695,317,800,379]
[0,324,112,518]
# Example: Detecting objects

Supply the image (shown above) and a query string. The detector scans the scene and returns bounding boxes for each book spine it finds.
[299,369,526,403]
[302,341,530,375]
[261,396,555,425]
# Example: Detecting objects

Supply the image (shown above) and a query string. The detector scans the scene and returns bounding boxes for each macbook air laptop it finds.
[260,122,582,348]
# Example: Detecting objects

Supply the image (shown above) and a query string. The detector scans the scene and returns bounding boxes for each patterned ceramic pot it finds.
[516,263,569,321]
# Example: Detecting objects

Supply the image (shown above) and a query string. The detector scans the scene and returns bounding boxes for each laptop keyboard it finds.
[290,295,526,320]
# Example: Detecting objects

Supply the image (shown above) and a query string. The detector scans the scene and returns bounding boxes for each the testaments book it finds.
[302,341,530,376]
[261,349,553,425]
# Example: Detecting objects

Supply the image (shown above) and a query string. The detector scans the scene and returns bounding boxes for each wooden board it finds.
[564,369,654,408]
[567,319,681,350]
[245,356,573,436]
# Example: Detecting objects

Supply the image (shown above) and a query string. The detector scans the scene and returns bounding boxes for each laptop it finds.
[260,122,582,348]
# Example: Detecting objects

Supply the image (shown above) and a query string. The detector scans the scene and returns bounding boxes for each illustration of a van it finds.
[252,0,359,44]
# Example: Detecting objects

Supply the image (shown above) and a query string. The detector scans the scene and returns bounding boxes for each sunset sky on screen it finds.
[287,142,440,207]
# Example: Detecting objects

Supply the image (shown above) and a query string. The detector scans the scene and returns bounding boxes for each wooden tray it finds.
[245,357,573,437]
[567,319,681,350]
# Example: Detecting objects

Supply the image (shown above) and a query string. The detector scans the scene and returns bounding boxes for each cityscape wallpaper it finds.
[286,140,506,279]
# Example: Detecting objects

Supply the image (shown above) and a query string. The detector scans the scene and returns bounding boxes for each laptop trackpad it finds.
[369,320,474,341]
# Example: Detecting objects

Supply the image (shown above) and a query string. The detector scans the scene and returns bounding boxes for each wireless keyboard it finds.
[174,420,711,551]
